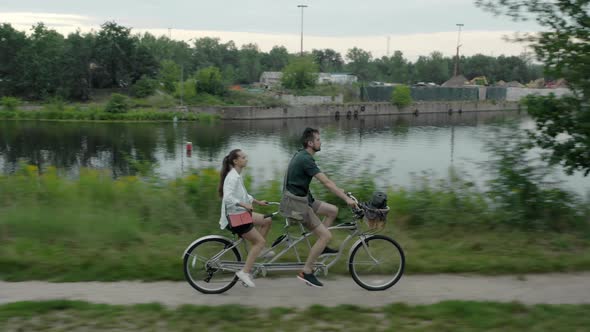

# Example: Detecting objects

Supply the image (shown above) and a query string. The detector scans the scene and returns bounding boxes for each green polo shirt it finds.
[285,149,321,204]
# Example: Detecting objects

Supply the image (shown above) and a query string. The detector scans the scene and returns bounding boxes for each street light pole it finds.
[297,4,308,56]
[453,23,464,77]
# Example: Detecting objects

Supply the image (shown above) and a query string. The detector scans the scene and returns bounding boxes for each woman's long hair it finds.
[218,149,242,198]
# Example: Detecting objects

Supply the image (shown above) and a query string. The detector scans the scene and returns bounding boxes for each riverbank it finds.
[0,100,520,122]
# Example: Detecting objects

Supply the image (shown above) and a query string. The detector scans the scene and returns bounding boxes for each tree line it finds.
[0,21,543,101]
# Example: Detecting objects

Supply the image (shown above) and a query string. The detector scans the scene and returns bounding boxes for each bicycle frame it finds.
[194,216,378,279]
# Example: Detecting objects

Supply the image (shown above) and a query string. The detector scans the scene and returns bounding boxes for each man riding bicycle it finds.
[280,127,357,288]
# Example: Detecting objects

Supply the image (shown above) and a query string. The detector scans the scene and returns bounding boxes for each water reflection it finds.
[1,111,586,194]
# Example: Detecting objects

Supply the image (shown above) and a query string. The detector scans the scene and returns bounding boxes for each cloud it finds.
[2,12,532,61]
[1,12,95,29]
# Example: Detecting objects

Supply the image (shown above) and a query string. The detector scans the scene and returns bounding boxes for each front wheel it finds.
[349,235,405,291]
[183,237,242,294]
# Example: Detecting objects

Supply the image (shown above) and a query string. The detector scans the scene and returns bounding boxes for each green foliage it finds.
[0,162,589,281]
[476,0,590,176]
[281,57,318,90]
[195,66,226,96]
[1,21,547,102]
[525,93,590,176]
[104,93,130,113]
[414,51,451,84]
[346,47,374,81]
[1,96,21,110]
[261,45,291,71]
[391,85,413,108]
[3,300,590,331]
[484,124,585,230]
[158,59,180,93]
[0,108,219,122]
[43,96,66,112]
[130,75,158,98]
[312,48,344,73]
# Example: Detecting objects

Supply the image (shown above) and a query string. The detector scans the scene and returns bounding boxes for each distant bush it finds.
[391,85,413,108]
[105,93,131,113]
[281,57,318,90]
[1,96,21,111]
[131,76,158,98]
[43,96,66,112]
[195,67,226,96]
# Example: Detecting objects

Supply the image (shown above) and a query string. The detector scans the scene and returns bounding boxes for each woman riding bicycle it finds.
[218,149,272,288]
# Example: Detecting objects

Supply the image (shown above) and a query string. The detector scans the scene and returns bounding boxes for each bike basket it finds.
[360,202,390,231]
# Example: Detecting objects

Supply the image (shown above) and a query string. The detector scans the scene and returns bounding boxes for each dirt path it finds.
[2,273,589,308]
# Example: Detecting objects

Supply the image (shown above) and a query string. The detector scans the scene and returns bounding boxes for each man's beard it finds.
[313,146,321,152]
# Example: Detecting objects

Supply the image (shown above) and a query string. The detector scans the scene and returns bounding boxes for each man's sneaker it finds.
[258,249,276,259]
[236,270,256,288]
[297,271,323,288]
[319,246,339,256]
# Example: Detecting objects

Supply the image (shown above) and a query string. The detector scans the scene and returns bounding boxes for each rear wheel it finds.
[183,237,242,294]
[349,235,405,291]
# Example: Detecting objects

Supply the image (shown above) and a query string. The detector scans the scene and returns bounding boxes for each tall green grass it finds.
[0,164,589,281]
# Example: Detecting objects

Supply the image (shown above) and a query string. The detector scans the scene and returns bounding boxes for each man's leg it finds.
[303,224,331,274]
[313,201,339,227]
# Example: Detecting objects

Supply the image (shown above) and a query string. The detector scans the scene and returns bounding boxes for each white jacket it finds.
[219,168,253,229]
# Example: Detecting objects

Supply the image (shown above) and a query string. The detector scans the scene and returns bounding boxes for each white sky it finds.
[0,0,540,61]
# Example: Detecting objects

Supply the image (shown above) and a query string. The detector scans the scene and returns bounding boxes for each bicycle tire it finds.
[183,237,242,294]
[348,234,405,291]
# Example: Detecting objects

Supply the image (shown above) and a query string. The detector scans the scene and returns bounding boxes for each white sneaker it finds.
[236,270,256,288]
[258,249,276,259]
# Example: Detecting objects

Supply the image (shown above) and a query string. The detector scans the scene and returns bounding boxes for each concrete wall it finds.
[277,94,343,105]
[188,100,520,120]
[505,87,571,101]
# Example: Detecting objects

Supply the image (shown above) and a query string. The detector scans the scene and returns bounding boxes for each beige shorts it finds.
[297,200,323,231]
[279,191,324,231]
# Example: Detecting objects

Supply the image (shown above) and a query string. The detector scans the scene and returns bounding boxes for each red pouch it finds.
[227,211,253,227]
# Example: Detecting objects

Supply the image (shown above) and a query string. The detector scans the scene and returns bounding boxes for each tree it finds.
[15,23,65,99]
[345,47,374,81]
[413,51,451,84]
[281,57,318,90]
[61,31,94,100]
[262,46,291,71]
[374,51,410,83]
[312,48,344,73]
[477,0,590,176]
[0,24,28,96]
[236,43,262,84]
[195,66,226,96]
[94,21,137,88]
[159,60,180,93]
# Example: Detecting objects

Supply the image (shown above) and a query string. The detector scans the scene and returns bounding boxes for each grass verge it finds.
[0,109,219,122]
[1,300,589,331]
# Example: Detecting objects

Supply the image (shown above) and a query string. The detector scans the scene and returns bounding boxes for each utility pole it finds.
[297,4,308,56]
[453,23,464,77]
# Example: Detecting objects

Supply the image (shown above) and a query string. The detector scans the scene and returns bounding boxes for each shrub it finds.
[105,93,131,113]
[1,96,21,111]
[391,85,413,108]
[195,67,226,96]
[281,57,318,91]
[131,75,158,98]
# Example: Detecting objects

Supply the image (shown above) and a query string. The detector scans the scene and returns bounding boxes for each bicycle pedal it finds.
[241,281,249,287]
